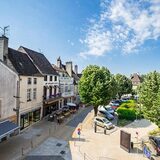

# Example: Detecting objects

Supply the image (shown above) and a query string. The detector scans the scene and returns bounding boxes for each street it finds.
[0,106,93,160]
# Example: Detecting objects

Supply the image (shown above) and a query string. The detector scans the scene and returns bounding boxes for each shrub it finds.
[120,100,136,108]
[149,128,160,136]
[117,107,136,120]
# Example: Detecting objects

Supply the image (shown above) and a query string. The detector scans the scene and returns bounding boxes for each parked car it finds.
[98,105,114,115]
[149,136,160,156]
[94,116,114,129]
[98,110,114,120]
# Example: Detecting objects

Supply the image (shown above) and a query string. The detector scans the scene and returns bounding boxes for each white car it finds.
[94,116,114,129]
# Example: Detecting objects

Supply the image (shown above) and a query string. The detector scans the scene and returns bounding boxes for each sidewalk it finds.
[0,107,87,160]
[70,110,158,160]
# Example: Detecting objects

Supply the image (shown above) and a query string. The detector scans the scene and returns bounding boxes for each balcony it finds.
[43,93,62,104]
[61,91,74,98]
[60,77,74,84]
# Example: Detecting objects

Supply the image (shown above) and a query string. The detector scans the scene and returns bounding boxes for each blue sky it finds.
[0,0,160,76]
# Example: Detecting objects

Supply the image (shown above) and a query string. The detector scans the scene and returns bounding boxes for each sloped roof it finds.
[8,48,41,76]
[52,64,67,73]
[131,73,141,82]
[20,46,58,76]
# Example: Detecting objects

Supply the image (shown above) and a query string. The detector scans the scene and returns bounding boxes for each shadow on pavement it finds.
[66,106,93,128]
[125,119,152,128]
[70,137,89,142]
[24,155,65,160]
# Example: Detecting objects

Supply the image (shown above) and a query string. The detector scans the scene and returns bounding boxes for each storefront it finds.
[43,101,59,117]
[20,108,41,130]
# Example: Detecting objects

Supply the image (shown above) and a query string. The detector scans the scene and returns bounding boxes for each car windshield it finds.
[104,106,112,111]
[103,119,110,123]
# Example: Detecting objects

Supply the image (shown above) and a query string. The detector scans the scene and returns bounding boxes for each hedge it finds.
[117,107,136,120]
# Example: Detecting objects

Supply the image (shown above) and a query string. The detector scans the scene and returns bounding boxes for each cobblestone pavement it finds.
[0,106,92,160]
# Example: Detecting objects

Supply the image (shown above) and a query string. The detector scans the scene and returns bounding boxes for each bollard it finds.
[84,153,86,160]
[31,139,33,148]
[22,147,24,156]
[104,127,107,135]
[94,122,97,133]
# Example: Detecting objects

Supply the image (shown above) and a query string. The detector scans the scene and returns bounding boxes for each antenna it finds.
[0,25,10,36]
[38,48,43,54]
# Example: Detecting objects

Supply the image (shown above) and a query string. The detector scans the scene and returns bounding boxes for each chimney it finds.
[0,36,8,62]
[66,61,72,77]
[57,56,61,68]
[74,65,78,74]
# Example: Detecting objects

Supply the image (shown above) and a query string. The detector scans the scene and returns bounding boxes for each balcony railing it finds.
[60,77,74,84]
[43,93,61,101]
[61,91,74,97]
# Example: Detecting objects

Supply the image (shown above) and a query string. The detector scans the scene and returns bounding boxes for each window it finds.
[44,75,47,81]
[34,78,37,84]
[33,88,37,99]
[54,76,57,81]
[65,86,68,92]
[50,76,52,81]
[27,89,31,101]
[28,78,31,85]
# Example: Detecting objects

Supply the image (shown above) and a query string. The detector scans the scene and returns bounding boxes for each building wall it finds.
[0,62,18,122]
[19,76,43,115]
[43,75,59,98]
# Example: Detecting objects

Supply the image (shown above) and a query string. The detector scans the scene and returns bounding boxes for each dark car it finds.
[149,136,160,156]
[98,110,114,120]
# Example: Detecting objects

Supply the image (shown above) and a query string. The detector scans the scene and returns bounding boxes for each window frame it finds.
[28,78,32,85]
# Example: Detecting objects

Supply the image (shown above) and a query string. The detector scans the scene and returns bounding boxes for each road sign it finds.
[77,128,81,135]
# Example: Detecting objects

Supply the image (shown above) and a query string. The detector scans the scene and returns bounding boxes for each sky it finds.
[0,0,160,76]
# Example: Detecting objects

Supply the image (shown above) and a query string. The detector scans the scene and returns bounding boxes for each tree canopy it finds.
[138,71,160,127]
[114,74,132,98]
[78,65,117,116]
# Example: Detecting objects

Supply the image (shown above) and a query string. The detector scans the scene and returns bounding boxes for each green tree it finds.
[138,71,160,127]
[78,65,117,116]
[114,74,132,98]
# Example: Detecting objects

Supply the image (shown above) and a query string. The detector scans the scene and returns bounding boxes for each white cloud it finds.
[80,0,160,57]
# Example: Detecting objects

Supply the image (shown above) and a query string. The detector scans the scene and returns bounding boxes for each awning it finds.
[67,103,76,107]
[0,120,19,139]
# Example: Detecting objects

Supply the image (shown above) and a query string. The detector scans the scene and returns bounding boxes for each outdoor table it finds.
[63,112,70,117]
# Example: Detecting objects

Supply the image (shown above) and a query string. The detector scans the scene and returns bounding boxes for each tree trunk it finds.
[93,106,98,117]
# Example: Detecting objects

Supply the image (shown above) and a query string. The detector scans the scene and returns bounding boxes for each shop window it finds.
[28,78,31,85]
[33,88,37,100]
[33,109,40,122]
[27,89,31,101]
[44,75,47,81]
[21,114,29,129]
[34,78,37,84]
[50,76,52,81]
